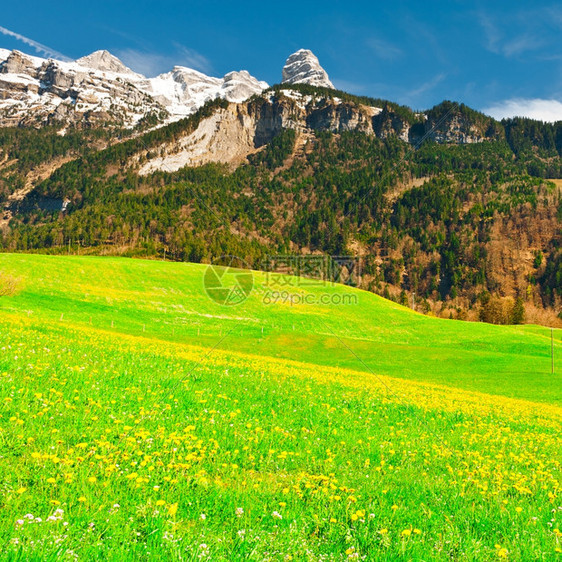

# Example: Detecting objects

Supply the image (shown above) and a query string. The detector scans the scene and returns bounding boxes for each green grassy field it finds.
[0,254,560,403]
[0,253,560,560]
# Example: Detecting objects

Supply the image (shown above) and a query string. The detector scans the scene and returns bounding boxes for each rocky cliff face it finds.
[132,88,501,174]
[136,104,260,174]
[133,90,393,173]
[423,102,502,144]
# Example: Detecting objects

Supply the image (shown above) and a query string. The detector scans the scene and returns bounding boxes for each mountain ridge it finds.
[0,47,270,128]
[0,46,340,130]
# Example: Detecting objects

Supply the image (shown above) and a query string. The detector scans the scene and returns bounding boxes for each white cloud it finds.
[173,43,212,73]
[0,25,71,61]
[404,73,446,104]
[477,12,545,58]
[478,13,501,54]
[365,38,402,61]
[483,98,562,122]
[502,35,544,57]
[115,44,212,77]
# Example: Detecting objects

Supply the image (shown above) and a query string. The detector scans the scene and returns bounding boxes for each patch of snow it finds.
[0,72,36,85]
[278,89,319,111]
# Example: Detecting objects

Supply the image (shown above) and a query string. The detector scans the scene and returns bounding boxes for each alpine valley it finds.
[0,47,561,325]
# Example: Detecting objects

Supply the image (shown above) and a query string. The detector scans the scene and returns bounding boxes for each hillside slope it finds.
[0,253,560,403]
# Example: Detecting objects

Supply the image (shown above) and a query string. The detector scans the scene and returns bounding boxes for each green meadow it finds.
[0,253,560,560]
[1,253,560,403]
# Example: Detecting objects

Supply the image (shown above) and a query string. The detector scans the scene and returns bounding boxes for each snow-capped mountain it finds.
[0,47,336,130]
[144,67,268,119]
[281,49,334,89]
[0,48,269,128]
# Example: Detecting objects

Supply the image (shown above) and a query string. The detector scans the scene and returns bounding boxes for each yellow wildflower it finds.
[168,502,178,517]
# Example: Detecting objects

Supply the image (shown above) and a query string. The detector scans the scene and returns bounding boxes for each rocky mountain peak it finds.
[76,50,136,75]
[281,49,334,89]
[221,70,269,102]
[0,50,37,75]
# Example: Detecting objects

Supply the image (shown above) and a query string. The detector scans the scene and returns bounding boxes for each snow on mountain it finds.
[0,48,269,128]
[144,66,223,119]
[0,47,336,129]
[221,71,268,103]
[76,50,139,75]
[282,49,334,89]
[0,50,162,128]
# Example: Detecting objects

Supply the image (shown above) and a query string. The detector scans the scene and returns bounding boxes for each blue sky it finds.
[2,0,562,120]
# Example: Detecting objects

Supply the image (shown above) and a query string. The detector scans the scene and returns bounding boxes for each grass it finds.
[0,253,560,560]
[0,253,560,403]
